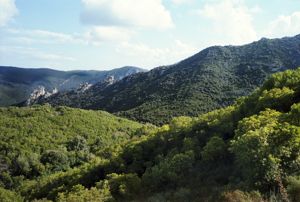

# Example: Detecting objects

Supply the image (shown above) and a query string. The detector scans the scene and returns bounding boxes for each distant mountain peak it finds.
[0,66,146,106]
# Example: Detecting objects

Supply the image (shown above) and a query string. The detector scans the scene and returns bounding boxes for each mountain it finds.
[37,34,300,125]
[5,67,300,202]
[0,66,145,106]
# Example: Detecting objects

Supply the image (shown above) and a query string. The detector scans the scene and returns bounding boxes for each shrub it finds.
[221,190,263,202]
[287,176,300,202]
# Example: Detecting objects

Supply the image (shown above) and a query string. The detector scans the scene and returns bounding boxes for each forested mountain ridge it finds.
[37,34,300,125]
[0,66,145,106]
[3,67,300,201]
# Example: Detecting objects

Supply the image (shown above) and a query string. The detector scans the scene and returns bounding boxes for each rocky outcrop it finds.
[25,86,58,106]
[77,83,93,93]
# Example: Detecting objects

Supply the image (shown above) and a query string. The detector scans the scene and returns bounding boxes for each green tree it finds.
[106,173,141,200]
[169,116,193,132]
[201,136,226,161]
[0,187,23,202]
[287,176,300,202]
[231,110,300,190]
[41,150,69,172]
[67,135,89,152]
[57,184,114,202]
[14,155,31,176]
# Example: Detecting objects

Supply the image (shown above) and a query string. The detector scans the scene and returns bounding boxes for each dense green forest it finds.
[2,67,300,201]
[37,35,300,125]
[0,106,145,201]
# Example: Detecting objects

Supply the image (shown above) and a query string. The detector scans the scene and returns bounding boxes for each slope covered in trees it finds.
[0,105,144,200]
[38,34,300,125]
[3,67,300,201]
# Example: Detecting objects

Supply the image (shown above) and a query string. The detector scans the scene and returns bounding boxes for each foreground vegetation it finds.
[0,106,144,201]
[2,67,300,201]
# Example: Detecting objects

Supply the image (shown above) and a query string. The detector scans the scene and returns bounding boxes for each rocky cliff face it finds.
[25,86,58,106]
[77,83,93,93]
[24,74,126,107]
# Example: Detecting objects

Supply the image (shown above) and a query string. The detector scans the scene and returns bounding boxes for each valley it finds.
[1,66,300,201]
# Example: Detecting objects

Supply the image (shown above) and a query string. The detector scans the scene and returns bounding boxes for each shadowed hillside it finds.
[0,66,145,106]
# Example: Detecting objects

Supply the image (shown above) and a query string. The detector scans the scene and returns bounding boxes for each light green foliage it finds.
[169,116,193,131]
[288,103,300,126]
[234,109,281,137]
[220,190,263,202]
[262,68,300,90]
[57,184,114,202]
[257,87,295,111]
[0,105,142,194]
[231,109,300,188]
[0,187,23,202]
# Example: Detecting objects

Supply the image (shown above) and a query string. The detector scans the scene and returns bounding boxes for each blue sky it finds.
[0,0,300,70]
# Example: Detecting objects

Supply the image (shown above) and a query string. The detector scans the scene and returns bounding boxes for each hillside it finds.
[4,67,300,201]
[0,105,144,199]
[0,66,145,106]
[37,35,300,125]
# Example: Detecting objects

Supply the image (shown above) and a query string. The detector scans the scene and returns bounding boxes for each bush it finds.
[57,184,114,202]
[287,176,300,202]
[0,187,23,202]
[67,136,89,152]
[41,150,69,172]
[107,173,141,200]
[221,190,263,202]
[201,136,226,161]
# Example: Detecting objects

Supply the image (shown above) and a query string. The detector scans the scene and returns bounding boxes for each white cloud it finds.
[171,0,193,5]
[265,11,300,38]
[33,52,76,62]
[197,0,258,45]
[0,45,76,63]
[81,0,174,30]
[4,28,82,45]
[116,40,197,67]
[0,0,18,27]
[28,30,75,43]
[173,39,198,59]
[83,26,134,45]
[3,27,133,46]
